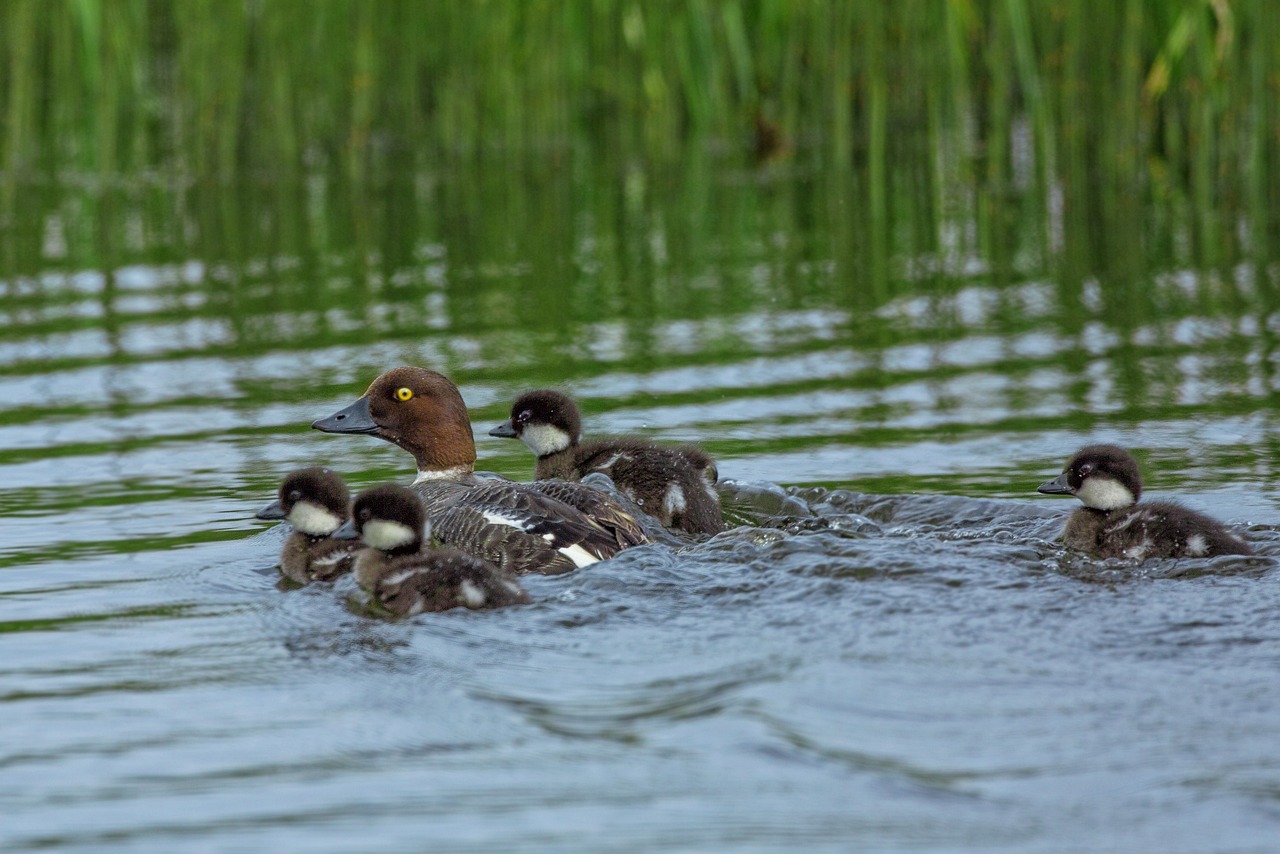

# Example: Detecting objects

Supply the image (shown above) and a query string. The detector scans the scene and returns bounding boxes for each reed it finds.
[0,0,1276,309]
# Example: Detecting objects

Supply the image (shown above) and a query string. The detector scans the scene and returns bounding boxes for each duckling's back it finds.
[1067,501,1253,559]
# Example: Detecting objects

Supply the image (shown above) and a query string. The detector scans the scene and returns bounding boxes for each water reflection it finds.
[5,41,1280,854]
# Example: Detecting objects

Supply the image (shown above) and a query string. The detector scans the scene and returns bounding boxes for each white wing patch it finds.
[593,452,626,471]
[380,568,419,587]
[1105,511,1142,534]
[310,552,348,568]
[481,510,533,531]
[362,520,417,551]
[1123,539,1153,560]
[1185,534,1209,556]
[288,502,343,536]
[662,484,687,516]
[458,579,487,608]
[558,543,601,568]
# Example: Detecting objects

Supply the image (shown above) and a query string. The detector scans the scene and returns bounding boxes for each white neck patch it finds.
[362,519,418,551]
[287,501,343,536]
[413,465,472,483]
[1076,476,1135,511]
[520,423,572,457]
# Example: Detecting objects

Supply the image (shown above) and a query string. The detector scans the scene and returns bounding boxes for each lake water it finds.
[5,134,1280,850]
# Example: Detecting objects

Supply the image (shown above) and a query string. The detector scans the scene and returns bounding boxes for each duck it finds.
[331,483,530,616]
[255,467,361,584]
[1036,444,1253,560]
[312,366,649,575]
[489,389,726,536]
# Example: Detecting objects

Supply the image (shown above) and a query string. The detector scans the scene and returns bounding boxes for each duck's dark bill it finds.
[488,420,517,438]
[255,500,286,520]
[1037,473,1072,495]
[331,518,360,540]
[312,397,379,434]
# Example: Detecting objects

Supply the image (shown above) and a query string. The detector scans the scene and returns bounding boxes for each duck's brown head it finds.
[312,367,477,474]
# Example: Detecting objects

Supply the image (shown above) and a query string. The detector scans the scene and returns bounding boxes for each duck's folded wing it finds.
[428,483,635,574]
[525,479,650,549]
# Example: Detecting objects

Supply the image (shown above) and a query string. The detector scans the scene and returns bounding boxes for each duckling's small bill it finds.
[255,500,287,520]
[1037,473,1071,495]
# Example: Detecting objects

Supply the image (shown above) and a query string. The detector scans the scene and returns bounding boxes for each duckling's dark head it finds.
[488,389,580,457]
[312,367,477,473]
[255,467,350,536]
[1037,444,1142,510]
[335,483,426,555]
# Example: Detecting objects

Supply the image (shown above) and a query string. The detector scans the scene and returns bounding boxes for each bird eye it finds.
[359,508,371,521]
[517,409,531,423]
[396,387,414,401]
[288,490,301,501]
[1078,464,1093,476]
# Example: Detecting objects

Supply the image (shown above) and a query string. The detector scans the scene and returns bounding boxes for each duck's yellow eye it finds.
[395,387,414,401]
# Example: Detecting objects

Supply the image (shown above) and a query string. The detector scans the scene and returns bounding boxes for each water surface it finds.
[6,37,1280,852]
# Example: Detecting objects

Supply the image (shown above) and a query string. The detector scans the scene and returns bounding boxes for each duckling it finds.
[1036,444,1253,560]
[332,483,530,615]
[255,467,360,584]
[489,389,725,536]
[312,367,648,575]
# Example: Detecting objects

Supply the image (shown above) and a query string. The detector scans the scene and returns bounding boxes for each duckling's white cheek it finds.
[458,579,487,608]
[519,424,571,457]
[362,520,417,551]
[1075,478,1134,510]
[287,502,343,536]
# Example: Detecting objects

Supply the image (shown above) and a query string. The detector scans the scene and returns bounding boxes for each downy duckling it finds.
[256,467,360,584]
[1036,444,1253,560]
[489,389,725,536]
[333,483,530,615]
[312,366,648,575]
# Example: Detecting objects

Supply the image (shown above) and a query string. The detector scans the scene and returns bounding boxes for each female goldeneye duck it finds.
[311,366,649,575]
[332,483,530,615]
[255,467,360,584]
[489,389,726,536]
[1036,444,1253,560]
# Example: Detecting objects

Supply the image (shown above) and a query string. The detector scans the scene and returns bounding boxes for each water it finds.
[5,143,1280,850]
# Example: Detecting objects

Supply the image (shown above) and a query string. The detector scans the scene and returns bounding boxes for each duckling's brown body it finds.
[337,484,530,615]
[1038,445,1253,560]
[353,548,530,616]
[537,438,724,535]
[257,467,360,584]
[279,532,359,584]
[1063,501,1252,560]
[491,390,725,536]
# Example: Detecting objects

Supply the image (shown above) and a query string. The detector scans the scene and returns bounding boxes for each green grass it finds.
[0,0,1277,311]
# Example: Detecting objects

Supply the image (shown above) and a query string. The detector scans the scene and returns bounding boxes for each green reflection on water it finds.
[1,2,1279,564]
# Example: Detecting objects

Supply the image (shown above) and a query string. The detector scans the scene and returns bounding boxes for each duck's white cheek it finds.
[362,520,417,551]
[519,423,571,456]
[1075,478,1134,510]
[287,502,343,536]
